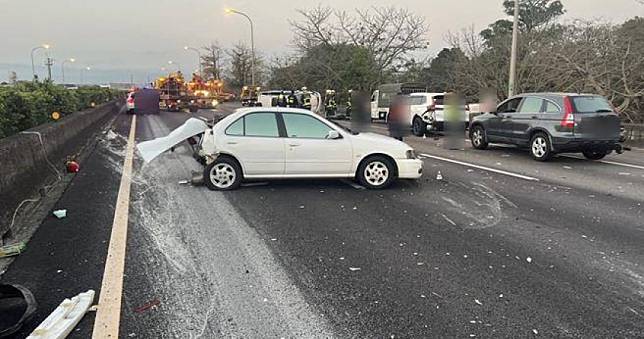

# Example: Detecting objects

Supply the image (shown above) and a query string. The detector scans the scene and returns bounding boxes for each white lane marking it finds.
[93,115,136,338]
[420,153,540,182]
[341,179,366,190]
[562,155,644,171]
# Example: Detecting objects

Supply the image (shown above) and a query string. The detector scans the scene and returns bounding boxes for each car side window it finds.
[518,97,544,113]
[282,113,333,139]
[244,113,279,137]
[225,118,244,136]
[543,100,561,113]
[497,98,522,113]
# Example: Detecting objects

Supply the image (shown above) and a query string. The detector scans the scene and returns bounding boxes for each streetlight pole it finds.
[31,44,50,81]
[80,66,91,85]
[508,0,520,97]
[184,46,202,76]
[61,58,75,83]
[226,8,255,86]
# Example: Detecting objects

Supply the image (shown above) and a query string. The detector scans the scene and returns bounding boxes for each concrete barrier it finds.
[0,100,123,239]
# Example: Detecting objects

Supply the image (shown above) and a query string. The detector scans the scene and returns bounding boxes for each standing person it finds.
[287,90,298,108]
[277,91,287,107]
[444,92,466,150]
[388,94,408,141]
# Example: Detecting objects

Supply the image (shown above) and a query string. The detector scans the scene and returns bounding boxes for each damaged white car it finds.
[139,107,423,190]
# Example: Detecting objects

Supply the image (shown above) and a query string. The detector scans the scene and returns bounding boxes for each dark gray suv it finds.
[469,93,623,161]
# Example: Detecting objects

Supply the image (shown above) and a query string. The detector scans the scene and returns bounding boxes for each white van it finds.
[411,93,470,136]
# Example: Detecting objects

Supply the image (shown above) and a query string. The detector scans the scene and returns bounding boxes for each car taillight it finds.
[127,98,134,104]
[561,96,575,129]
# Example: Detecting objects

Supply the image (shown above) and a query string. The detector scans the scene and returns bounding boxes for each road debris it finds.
[178,180,190,185]
[349,267,361,271]
[52,209,67,219]
[474,299,482,305]
[134,298,160,313]
[0,242,26,258]
[136,118,208,163]
[27,290,95,339]
[526,257,533,263]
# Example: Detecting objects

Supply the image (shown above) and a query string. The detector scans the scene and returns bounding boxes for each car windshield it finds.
[572,96,614,113]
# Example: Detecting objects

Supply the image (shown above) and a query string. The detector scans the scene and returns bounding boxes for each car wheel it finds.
[470,125,488,150]
[204,157,242,191]
[582,150,607,160]
[412,116,427,137]
[357,155,395,189]
[530,133,552,161]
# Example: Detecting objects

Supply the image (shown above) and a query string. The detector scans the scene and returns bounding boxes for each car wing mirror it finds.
[326,130,341,139]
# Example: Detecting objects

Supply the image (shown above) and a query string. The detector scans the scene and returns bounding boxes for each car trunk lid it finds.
[570,96,621,139]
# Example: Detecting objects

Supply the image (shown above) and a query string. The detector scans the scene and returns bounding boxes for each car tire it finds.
[530,133,552,161]
[412,116,427,137]
[582,150,607,160]
[204,157,242,191]
[470,125,488,150]
[357,155,395,189]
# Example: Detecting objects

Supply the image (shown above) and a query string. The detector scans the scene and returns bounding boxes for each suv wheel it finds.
[582,150,607,160]
[470,125,488,150]
[204,157,242,191]
[357,156,395,189]
[412,116,427,137]
[530,133,552,161]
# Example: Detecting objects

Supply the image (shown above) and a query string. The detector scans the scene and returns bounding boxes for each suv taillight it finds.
[561,96,575,129]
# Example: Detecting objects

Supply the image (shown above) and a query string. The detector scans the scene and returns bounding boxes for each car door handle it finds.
[288,143,301,147]
[531,115,539,119]
[226,141,238,145]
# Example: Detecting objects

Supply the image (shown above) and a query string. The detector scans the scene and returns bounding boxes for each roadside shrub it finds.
[0,81,122,138]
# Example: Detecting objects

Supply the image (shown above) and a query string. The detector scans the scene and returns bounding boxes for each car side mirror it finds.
[326,130,341,139]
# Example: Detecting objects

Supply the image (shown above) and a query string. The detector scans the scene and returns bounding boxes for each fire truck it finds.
[186,74,223,109]
[240,85,260,106]
[155,71,192,112]
[155,72,223,112]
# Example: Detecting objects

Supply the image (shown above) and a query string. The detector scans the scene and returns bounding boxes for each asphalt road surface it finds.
[2,104,643,338]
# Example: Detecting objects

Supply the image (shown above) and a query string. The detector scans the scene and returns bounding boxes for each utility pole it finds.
[45,57,54,81]
[508,0,520,97]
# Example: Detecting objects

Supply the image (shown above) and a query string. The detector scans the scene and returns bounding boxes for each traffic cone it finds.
[436,171,443,180]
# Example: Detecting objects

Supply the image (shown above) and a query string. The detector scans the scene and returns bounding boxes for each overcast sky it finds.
[1,0,642,83]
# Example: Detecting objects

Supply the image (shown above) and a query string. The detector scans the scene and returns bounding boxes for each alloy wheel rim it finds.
[532,137,547,158]
[473,129,482,146]
[209,163,236,188]
[364,161,389,186]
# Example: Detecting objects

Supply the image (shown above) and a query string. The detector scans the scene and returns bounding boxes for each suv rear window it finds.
[572,96,613,113]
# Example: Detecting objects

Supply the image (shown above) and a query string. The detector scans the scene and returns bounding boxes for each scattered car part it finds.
[26,290,95,339]
[0,242,27,258]
[136,118,208,163]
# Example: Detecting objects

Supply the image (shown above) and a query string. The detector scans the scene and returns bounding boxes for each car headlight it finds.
[406,150,417,159]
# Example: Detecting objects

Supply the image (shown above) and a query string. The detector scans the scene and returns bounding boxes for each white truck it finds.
[370,83,427,120]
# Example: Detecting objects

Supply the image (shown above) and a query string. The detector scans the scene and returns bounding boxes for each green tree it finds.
[502,0,565,32]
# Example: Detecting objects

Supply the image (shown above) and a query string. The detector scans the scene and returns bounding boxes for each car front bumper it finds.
[397,158,423,179]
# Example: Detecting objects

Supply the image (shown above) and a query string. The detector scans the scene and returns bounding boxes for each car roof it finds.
[512,92,601,99]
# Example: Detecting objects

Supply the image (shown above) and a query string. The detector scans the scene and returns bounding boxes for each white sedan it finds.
[194,107,423,190]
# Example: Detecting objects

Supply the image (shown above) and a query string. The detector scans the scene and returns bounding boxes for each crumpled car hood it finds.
[136,117,209,163]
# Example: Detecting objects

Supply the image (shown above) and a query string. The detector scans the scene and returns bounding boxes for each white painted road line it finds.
[420,153,540,182]
[93,115,136,338]
[562,155,644,171]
